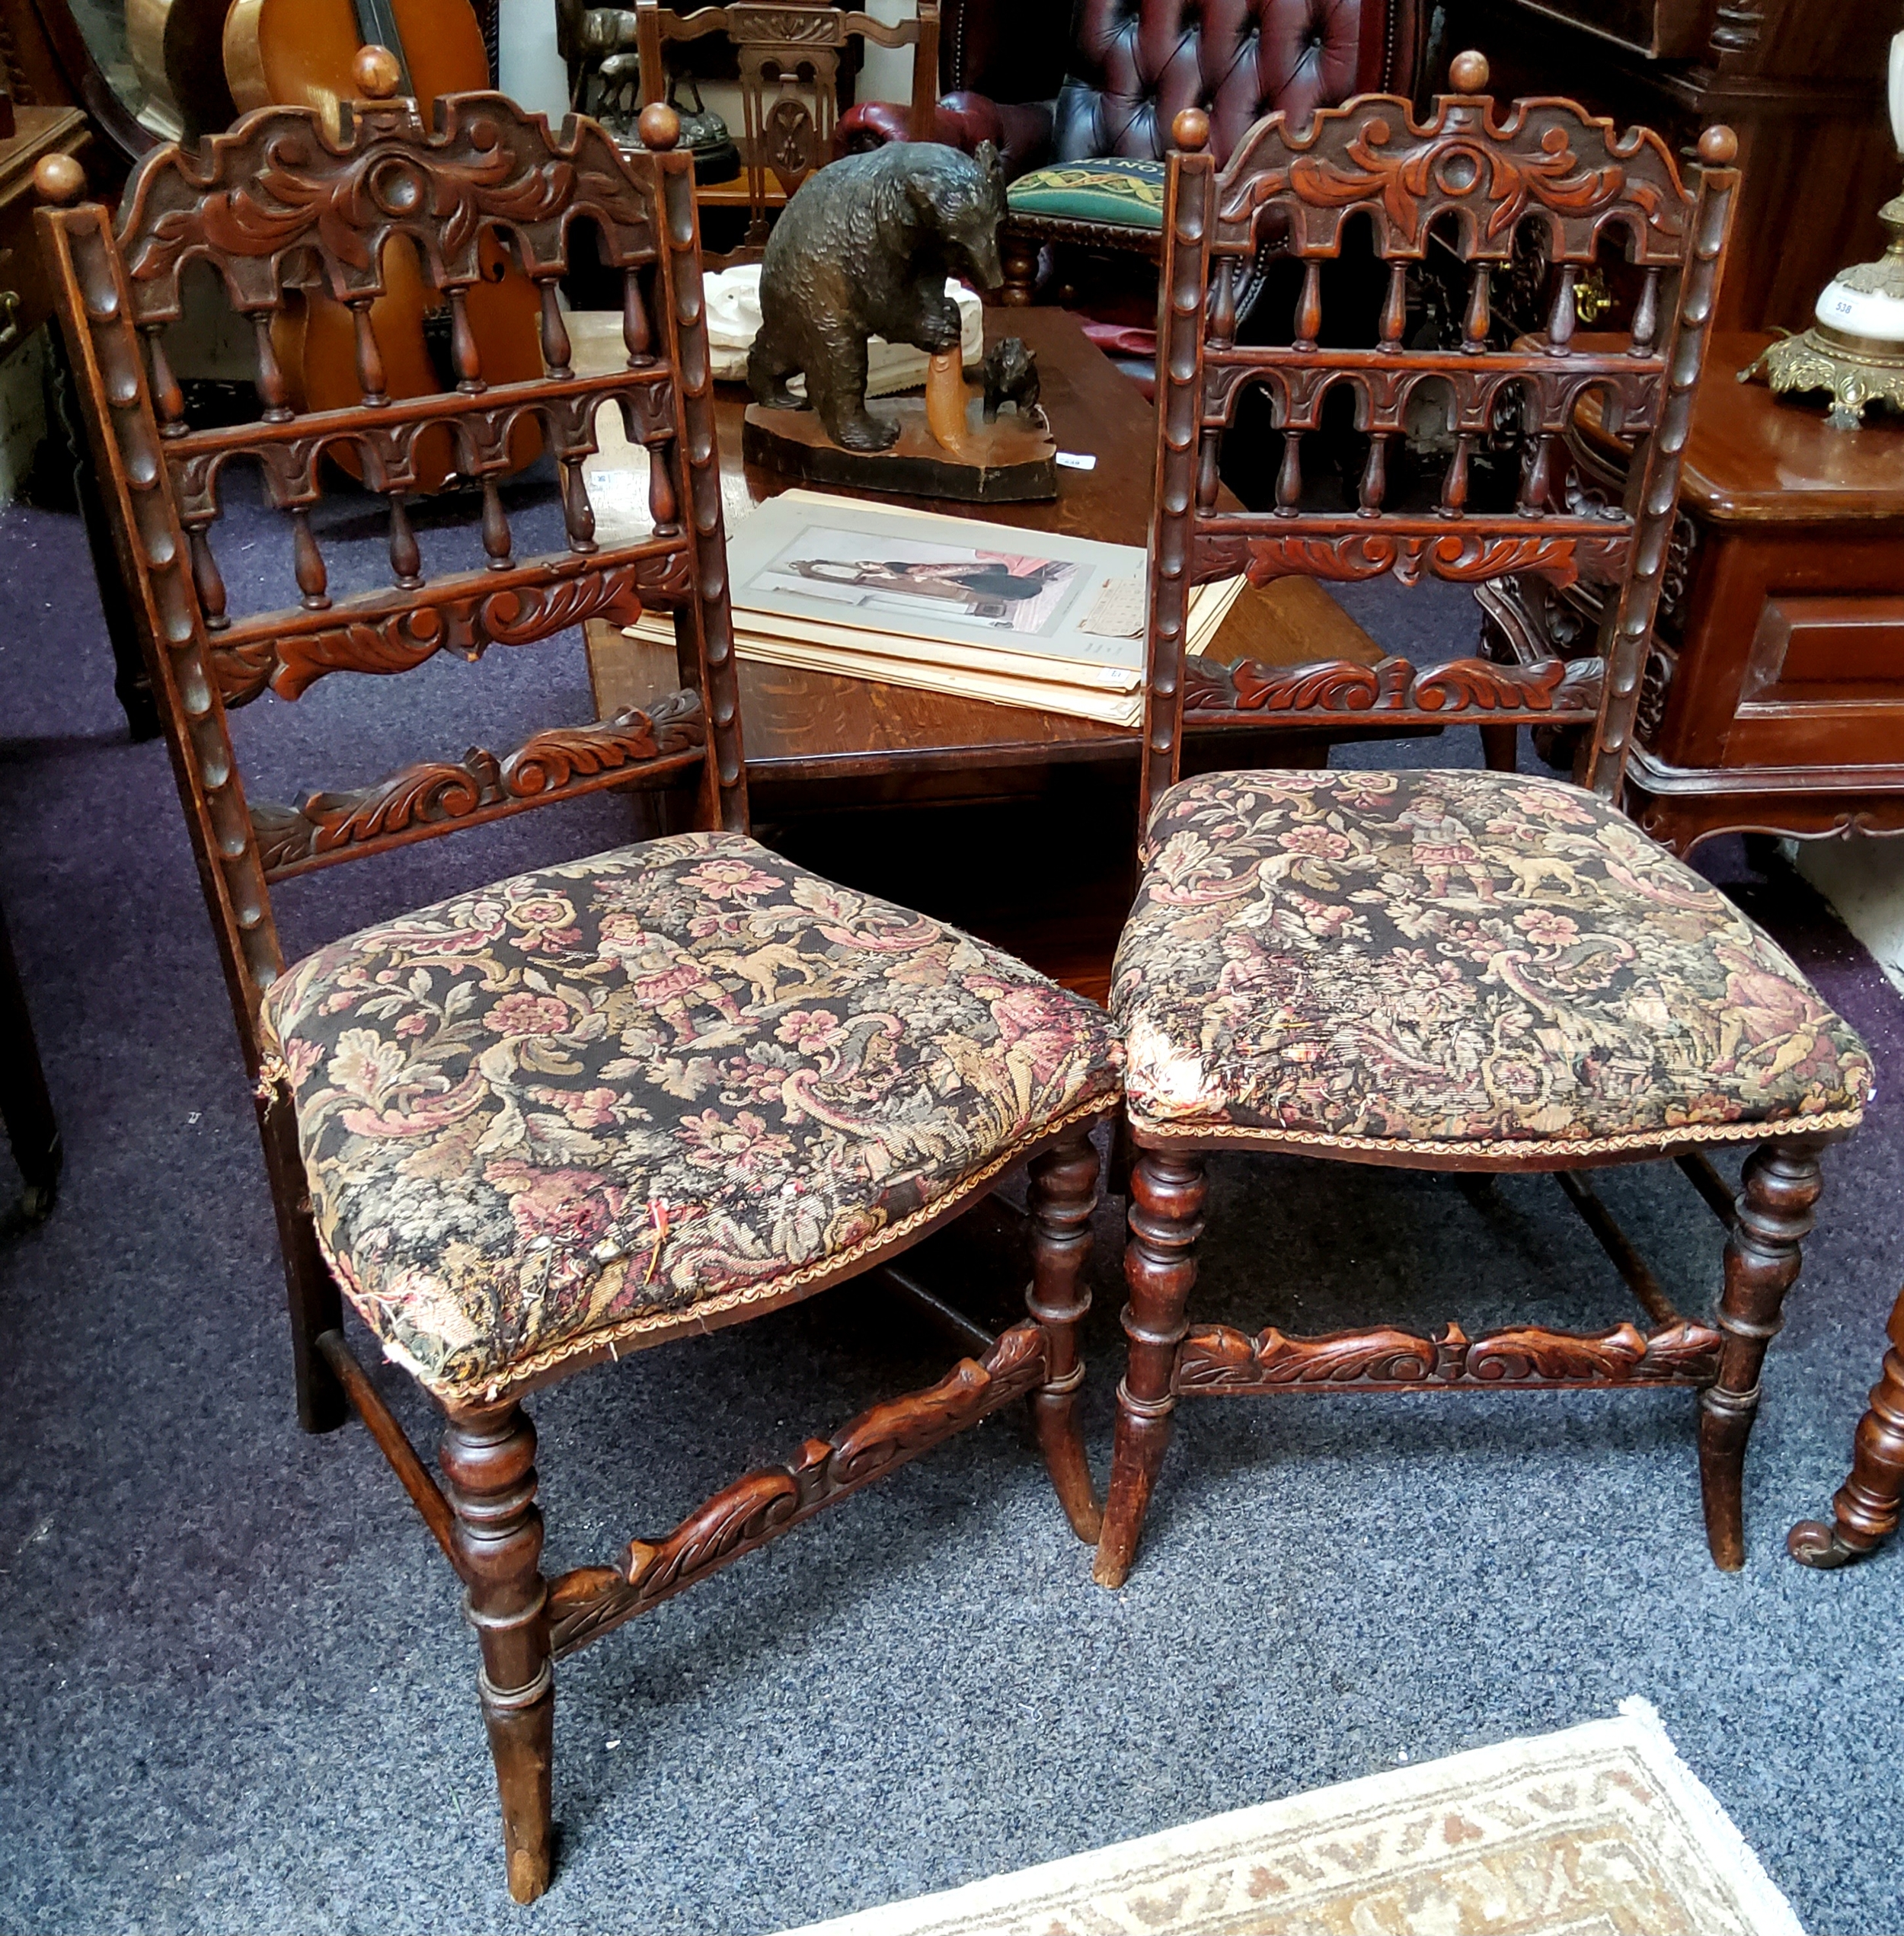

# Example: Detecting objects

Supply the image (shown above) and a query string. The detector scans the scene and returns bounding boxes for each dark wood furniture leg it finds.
[1480,723,1518,772]
[1788,1287,1904,1570]
[1095,1148,1206,1588]
[1699,1137,1823,1570]
[0,896,59,1219]
[999,228,1038,305]
[257,1088,348,1433]
[1024,1126,1103,1541]
[442,1400,554,1906]
[43,326,158,742]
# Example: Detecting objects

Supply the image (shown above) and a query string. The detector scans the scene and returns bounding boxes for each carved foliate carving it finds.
[1216,93,1694,265]
[547,1324,1049,1656]
[1219,529,1628,591]
[113,93,663,323]
[251,692,704,874]
[212,559,653,704]
[1185,651,1605,718]
[1174,1317,1723,1394]
[763,95,817,190]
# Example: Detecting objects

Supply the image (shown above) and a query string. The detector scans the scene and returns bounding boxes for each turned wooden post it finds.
[1700,1136,1823,1570]
[999,228,1038,305]
[1095,1148,1206,1588]
[1789,1284,1904,1568]
[1024,1127,1104,1543]
[441,1401,554,1904]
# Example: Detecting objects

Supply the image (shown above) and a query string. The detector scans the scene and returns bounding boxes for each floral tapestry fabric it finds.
[1112,770,1872,1149]
[260,832,1121,1399]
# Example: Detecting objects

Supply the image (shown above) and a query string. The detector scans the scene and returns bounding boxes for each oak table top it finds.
[582,305,1384,791]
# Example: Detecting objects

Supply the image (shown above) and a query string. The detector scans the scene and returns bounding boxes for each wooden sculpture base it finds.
[741,396,1059,502]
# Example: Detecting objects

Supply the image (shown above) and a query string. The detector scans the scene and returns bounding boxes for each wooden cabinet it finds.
[1482,335,1904,854]
[0,104,93,350]
[1430,0,1899,334]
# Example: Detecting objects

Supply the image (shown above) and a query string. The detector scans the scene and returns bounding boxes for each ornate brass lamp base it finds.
[1745,324,1904,430]
[1744,190,1904,429]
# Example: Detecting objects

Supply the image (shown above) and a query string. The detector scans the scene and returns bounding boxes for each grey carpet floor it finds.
[2,490,1902,1934]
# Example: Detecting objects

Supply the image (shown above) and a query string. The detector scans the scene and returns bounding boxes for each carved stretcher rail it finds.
[1174,1317,1724,1394]
[252,691,705,878]
[546,1323,1049,1657]
[1202,350,1666,440]
[164,369,676,516]
[1184,650,1604,719]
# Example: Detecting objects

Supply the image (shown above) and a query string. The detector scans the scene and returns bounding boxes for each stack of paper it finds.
[621,489,1244,727]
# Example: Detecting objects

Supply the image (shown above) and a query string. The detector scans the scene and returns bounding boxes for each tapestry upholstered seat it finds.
[261,832,1122,1402]
[1110,771,1873,1152]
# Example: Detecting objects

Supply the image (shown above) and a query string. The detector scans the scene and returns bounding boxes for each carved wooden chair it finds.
[634,0,941,251]
[1094,58,1875,1589]
[36,71,1118,1901]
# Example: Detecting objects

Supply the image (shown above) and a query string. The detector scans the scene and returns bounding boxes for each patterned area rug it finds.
[783,1700,1803,1936]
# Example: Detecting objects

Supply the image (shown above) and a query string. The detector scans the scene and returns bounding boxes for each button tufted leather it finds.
[1053,0,1382,165]
[836,0,1414,182]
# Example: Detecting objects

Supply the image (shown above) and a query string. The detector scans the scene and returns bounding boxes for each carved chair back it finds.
[34,85,743,1083]
[1139,56,1739,824]
[636,0,940,248]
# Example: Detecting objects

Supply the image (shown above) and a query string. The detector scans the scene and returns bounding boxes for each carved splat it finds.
[547,1323,1049,1656]
[1184,650,1605,720]
[251,692,705,877]
[1174,1317,1724,1394]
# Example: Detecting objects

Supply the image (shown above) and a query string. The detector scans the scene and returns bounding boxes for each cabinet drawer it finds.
[1725,592,1904,768]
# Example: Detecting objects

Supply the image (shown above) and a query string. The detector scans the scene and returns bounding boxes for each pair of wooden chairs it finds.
[37,54,1872,1901]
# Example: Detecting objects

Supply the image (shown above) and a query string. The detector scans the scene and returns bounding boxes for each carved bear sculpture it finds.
[982,337,1040,422]
[747,140,1006,453]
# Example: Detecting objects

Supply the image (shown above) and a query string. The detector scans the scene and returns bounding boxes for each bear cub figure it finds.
[747,140,1005,453]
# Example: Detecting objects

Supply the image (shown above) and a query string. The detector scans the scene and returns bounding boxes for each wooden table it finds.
[587,305,1387,803]
[1484,334,1904,855]
[583,308,1394,998]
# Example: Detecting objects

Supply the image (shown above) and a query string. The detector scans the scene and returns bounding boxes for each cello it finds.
[223,0,545,487]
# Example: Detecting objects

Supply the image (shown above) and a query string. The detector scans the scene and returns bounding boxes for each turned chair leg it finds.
[1789,1284,1904,1569]
[257,1088,347,1433]
[442,1401,555,1905]
[1000,228,1038,305]
[1025,1126,1104,1543]
[1700,1136,1823,1570]
[1094,1148,1207,1589]
[1480,723,1519,772]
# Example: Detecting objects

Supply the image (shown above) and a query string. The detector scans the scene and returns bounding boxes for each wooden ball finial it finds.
[1449,50,1490,94]
[1698,124,1739,167]
[353,44,403,101]
[34,153,86,206]
[638,103,681,152]
[1172,107,1210,154]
